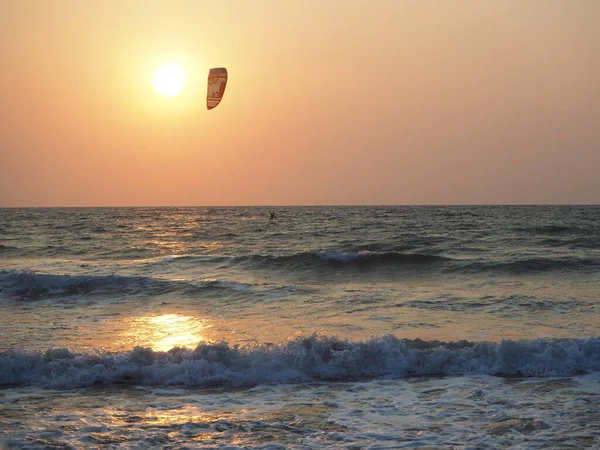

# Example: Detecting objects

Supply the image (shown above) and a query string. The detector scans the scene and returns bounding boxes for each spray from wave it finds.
[2,334,599,389]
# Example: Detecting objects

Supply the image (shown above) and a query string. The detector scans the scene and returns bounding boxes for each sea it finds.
[1,205,599,449]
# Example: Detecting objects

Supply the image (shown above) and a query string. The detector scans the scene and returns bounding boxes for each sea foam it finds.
[2,334,599,389]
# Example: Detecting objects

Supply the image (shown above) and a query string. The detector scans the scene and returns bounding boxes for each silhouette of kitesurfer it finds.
[269,212,276,220]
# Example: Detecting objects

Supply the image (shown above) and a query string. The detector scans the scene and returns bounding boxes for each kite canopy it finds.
[207,67,228,110]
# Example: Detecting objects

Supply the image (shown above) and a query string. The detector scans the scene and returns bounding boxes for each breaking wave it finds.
[0,270,254,300]
[2,334,599,389]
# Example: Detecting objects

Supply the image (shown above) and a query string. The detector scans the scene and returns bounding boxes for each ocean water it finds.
[1,205,599,449]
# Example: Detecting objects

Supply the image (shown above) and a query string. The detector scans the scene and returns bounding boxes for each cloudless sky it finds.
[1,0,599,206]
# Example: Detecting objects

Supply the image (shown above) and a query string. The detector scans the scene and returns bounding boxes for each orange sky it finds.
[1,1,599,206]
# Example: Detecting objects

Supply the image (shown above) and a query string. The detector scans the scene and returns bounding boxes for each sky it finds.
[1,0,599,206]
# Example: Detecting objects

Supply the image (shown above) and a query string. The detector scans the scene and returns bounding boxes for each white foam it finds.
[2,334,599,389]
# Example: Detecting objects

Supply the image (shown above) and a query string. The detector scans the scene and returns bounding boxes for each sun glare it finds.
[123,314,208,352]
[152,62,187,97]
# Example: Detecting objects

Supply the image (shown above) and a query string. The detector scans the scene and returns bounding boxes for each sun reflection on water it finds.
[126,314,209,352]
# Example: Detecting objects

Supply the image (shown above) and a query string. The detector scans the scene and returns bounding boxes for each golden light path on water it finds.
[124,314,210,352]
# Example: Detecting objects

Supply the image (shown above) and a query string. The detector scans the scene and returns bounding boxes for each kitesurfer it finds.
[269,212,276,220]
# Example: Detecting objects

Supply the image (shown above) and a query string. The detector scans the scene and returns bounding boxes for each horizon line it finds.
[1,203,599,209]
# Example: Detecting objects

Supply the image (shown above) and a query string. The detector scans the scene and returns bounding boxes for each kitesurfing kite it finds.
[206,67,228,110]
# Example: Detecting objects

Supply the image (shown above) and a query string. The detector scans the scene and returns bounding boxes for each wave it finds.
[0,270,254,300]
[233,251,448,271]
[518,225,573,234]
[539,237,600,250]
[465,257,600,274]
[1,334,599,389]
[0,270,171,299]
[147,250,600,276]
[2,252,597,299]
[0,244,18,254]
[515,225,600,249]
[228,250,600,275]
[399,294,585,313]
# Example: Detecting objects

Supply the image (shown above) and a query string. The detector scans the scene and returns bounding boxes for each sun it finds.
[152,62,187,97]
